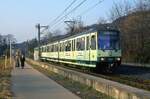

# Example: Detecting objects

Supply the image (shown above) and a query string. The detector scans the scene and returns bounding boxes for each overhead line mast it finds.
[42,0,105,34]
[51,0,105,31]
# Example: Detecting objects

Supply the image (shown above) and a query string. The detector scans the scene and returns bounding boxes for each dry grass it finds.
[0,57,12,99]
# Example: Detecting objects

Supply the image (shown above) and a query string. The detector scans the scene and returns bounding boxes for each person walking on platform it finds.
[20,55,25,69]
[15,53,20,67]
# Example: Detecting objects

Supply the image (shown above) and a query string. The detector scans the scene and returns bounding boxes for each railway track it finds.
[45,61,150,91]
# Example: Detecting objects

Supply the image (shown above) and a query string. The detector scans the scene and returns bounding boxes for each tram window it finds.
[48,46,51,52]
[44,47,45,52]
[43,47,44,52]
[62,43,64,51]
[66,41,71,51]
[55,44,58,52]
[59,43,61,52]
[54,45,56,52]
[46,46,49,52]
[61,42,64,51]
[41,47,43,52]
[65,42,68,51]
[81,37,85,50]
[52,45,54,52]
[86,36,89,50]
[76,37,85,51]
[44,47,46,52]
[61,43,63,51]
[59,44,60,51]
[56,44,58,52]
[76,38,80,51]
[69,42,71,51]
[74,40,75,51]
[57,44,59,52]
[65,42,67,51]
[72,40,75,51]
[62,42,65,51]
[47,46,49,52]
[51,46,53,52]
[49,46,51,52]
[46,47,47,52]
[51,46,52,52]
[72,40,74,51]
[91,35,96,50]
[46,47,48,52]
[48,46,50,52]
[53,45,56,52]
[43,47,45,52]
[56,45,58,52]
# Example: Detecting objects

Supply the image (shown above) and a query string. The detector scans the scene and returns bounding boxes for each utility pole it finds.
[9,40,12,66]
[36,24,49,60]
[37,24,41,60]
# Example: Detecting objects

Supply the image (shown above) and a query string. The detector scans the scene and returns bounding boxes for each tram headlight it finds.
[101,58,105,61]
[117,58,121,61]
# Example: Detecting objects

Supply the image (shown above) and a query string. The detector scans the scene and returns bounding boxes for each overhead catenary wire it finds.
[49,0,77,26]
[41,0,77,34]
[49,0,88,29]
[51,0,105,31]
[78,0,104,15]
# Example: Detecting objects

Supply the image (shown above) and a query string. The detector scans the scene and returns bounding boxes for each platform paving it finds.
[11,63,80,99]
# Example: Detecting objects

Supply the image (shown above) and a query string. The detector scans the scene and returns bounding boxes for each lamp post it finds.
[36,24,49,60]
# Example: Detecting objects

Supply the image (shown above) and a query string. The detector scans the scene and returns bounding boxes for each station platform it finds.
[11,63,80,99]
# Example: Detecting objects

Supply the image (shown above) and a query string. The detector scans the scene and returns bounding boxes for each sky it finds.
[0,0,134,43]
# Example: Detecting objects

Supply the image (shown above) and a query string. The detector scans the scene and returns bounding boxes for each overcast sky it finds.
[0,0,134,43]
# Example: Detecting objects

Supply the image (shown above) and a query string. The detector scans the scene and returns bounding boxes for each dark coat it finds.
[20,56,25,67]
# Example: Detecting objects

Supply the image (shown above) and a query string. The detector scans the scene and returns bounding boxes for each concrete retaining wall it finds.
[27,59,150,99]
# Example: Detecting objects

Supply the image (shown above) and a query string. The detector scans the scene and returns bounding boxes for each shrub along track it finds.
[0,58,12,99]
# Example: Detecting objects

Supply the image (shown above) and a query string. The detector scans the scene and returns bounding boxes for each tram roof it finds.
[35,23,119,48]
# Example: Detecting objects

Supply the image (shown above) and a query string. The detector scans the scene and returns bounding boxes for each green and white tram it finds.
[34,28,121,72]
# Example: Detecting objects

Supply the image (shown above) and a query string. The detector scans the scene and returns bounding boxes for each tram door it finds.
[85,35,90,62]
[90,33,97,65]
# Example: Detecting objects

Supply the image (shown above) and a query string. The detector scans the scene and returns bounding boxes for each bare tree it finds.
[135,0,150,11]
[0,34,16,56]
[6,34,17,44]
[109,0,132,21]
[65,18,84,35]
[97,17,107,24]
[109,0,150,63]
